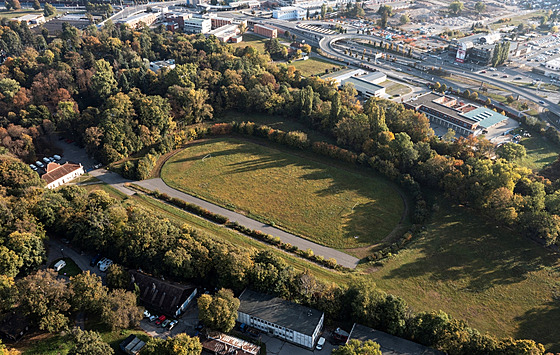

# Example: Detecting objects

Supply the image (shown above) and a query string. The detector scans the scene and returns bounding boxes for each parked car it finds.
[316,337,326,351]
[539,100,545,104]
[155,315,166,326]
[143,310,151,319]
[36,161,44,168]
[53,155,61,161]
[161,319,171,328]
[149,314,158,322]
[99,259,113,272]
[90,254,102,267]
[168,320,178,330]
[97,257,108,267]
[29,164,38,171]
[42,157,51,164]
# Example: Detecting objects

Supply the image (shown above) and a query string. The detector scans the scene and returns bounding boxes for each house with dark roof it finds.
[41,162,84,189]
[120,334,146,355]
[349,323,444,355]
[130,270,197,317]
[237,289,324,350]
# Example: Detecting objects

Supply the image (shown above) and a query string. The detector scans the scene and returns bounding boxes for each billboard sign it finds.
[456,42,467,63]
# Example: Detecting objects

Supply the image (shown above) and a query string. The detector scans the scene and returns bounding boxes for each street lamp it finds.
[61,248,64,259]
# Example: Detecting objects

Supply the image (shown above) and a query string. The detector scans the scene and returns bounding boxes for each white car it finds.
[29,164,38,171]
[36,161,44,168]
[99,259,113,272]
[42,157,51,164]
[53,155,61,161]
[143,310,151,318]
[168,320,178,330]
[316,337,326,351]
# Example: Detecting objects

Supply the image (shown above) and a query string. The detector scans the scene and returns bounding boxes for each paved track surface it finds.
[135,178,361,269]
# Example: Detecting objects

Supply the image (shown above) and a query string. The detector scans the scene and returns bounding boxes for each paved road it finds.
[89,169,135,196]
[46,238,104,279]
[135,178,360,269]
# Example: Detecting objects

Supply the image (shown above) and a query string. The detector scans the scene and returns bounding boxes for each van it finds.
[54,260,66,272]
[316,337,326,350]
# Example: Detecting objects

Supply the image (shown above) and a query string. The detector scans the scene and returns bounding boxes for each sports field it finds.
[161,138,404,250]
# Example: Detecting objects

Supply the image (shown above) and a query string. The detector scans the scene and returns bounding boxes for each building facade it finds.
[184,17,212,33]
[254,24,277,38]
[119,12,160,29]
[272,6,306,20]
[42,162,85,189]
[237,289,324,350]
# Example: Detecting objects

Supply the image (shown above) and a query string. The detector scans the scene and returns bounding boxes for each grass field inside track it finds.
[370,200,560,351]
[161,138,404,250]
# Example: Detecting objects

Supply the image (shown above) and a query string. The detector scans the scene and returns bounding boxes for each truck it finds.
[331,327,349,344]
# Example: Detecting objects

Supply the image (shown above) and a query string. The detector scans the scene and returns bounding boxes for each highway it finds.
[317,33,560,118]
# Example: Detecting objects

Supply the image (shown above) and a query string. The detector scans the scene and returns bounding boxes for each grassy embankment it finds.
[161,138,405,250]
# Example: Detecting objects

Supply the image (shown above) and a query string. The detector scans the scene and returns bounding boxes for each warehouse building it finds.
[404,92,508,136]
[237,289,324,350]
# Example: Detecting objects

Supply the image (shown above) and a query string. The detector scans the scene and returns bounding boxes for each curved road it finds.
[318,34,560,117]
[133,178,361,269]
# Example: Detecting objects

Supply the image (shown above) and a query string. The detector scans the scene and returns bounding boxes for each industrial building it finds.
[272,6,306,20]
[118,12,160,29]
[237,289,324,350]
[348,324,443,355]
[404,93,509,136]
[254,24,277,38]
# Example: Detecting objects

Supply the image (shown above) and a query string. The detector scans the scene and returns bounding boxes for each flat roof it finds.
[344,76,384,91]
[238,289,323,336]
[405,92,480,128]
[350,324,444,355]
[461,106,508,129]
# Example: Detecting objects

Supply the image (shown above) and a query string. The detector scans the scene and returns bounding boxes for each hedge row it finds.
[226,221,344,271]
[128,183,345,270]
[150,190,229,225]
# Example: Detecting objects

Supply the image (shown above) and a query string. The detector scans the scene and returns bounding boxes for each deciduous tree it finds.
[198,289,239,332]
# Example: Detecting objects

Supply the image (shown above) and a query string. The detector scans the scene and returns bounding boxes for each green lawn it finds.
[515,136,559,171]
[369,200,560,351]
[50,257,82,277]
[230,33,270,53]
[290,57,342,77]
[161,138,404,250]
[217,111,336,143]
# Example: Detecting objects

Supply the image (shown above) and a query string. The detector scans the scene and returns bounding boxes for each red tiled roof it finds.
[41,162,82,185]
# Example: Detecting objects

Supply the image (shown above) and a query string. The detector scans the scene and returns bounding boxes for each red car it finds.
[155,315,166,326]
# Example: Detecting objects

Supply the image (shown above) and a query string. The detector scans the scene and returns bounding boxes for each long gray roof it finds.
[349,324,444,355]
[238,289,323,336]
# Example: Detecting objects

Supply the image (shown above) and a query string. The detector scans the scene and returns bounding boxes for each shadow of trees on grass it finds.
[167,138,405,247]
[383,205,558,291]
